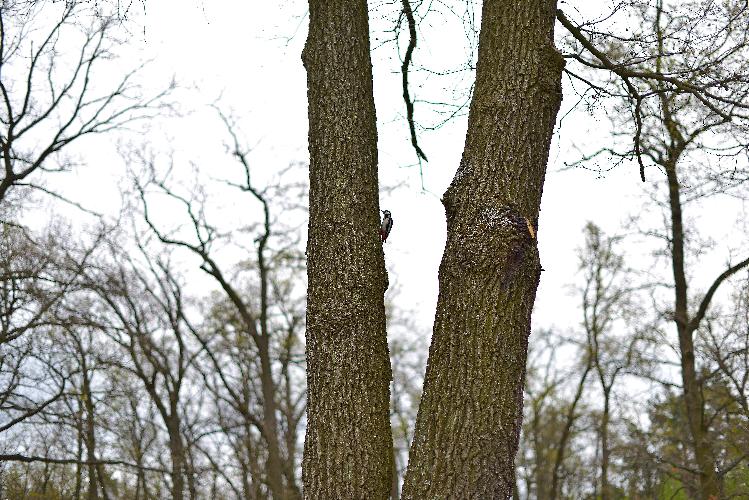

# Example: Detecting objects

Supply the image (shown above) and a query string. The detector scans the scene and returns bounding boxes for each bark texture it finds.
[302,0,393,497]
[401,1,564,498]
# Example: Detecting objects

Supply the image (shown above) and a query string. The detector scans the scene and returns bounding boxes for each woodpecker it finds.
[380,210,393,243]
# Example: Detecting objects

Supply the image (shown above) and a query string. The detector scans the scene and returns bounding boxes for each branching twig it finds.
[0,453,169,474]
[557,9,647,182]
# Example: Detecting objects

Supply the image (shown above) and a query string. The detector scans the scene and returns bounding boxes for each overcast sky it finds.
[49,0,746,346]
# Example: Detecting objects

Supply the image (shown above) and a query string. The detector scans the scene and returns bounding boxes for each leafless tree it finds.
[0,222,102,442]
[82,242,206,500]
[560,2,749,496]
[0,0,171,207]
[577,223,645,499]
[516,224,656,499]
[516,328,596,500]
[128,111,309,498]
[384,288,429,499]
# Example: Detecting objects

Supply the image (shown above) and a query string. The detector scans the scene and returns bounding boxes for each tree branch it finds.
[0,453,169,474]
[400,0,427,162]
[689,255,749,333]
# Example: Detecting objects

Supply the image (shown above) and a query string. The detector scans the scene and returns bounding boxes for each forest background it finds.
[1,0,748,498]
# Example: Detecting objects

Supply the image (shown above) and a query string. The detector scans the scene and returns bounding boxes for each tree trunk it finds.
[82,372,100,500]
[75,402,84,500]
[600,387,611,500]
[166,417,185,500]
[664,162,721,499]
[550,360,591,500]
[255,198,288,499]
[256,335,286,498]
[301,0,393,497]
[401,1,564,497]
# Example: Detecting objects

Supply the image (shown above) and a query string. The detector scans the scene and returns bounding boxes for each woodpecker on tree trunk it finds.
[380,210,393,243]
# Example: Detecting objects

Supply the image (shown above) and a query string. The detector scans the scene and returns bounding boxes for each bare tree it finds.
[577,223,643,499]
[559,2,749,496]
[0,2,172,485]
[129,112,309,498]
[517,330,593,500]
[0,0,170,207]
[197,269,306,500]
[385,290,429,499]
[55,322,112,500]
[84,243,204,500]
[0,222,101,439]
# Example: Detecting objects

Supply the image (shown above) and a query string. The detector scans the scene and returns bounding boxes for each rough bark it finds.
[301,0,393,497]
[401,1,564,498]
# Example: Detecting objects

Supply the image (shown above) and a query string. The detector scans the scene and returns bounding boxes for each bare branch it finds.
[689,256,749,333]
[0,453,170,474]
[400,0,428,163]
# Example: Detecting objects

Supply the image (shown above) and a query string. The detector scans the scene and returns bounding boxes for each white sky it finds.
[42,0,747,356]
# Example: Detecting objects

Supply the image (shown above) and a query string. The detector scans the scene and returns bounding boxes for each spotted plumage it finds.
[380,210,393,243]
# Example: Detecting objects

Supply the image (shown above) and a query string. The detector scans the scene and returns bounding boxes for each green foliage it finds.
[0,464,76,500]
[656,476,689,500]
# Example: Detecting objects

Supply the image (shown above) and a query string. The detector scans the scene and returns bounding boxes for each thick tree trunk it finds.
[301,0,393,497]
[664,162,722,499]
[401,1,564,497]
